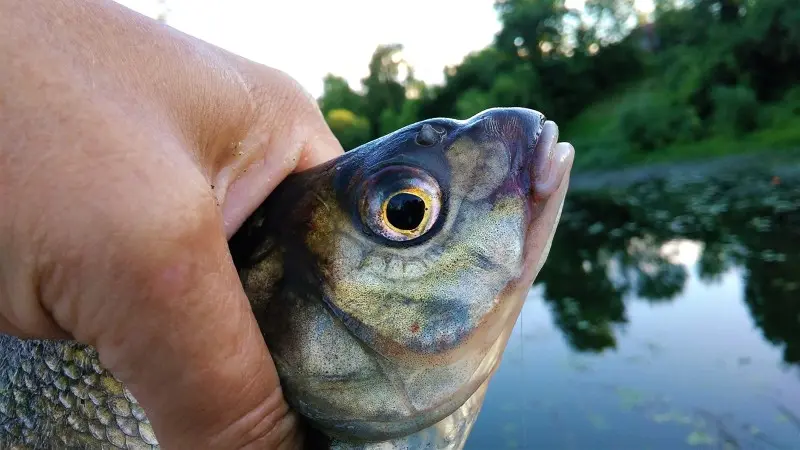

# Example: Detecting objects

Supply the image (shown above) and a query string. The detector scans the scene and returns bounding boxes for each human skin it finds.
[0,0,343,448]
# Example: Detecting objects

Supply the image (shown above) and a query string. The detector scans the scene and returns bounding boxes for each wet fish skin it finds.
[0,107,574,449]
[230,107,572,448]
[0,337,156,449]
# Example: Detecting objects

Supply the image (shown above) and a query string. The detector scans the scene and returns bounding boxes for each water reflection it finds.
[538,170,800,365]
[466,169,800,449]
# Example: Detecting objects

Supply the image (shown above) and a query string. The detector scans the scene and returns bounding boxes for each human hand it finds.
[0,0,343,448]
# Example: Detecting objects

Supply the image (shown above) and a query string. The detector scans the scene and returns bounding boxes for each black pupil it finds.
[386,193,426,231]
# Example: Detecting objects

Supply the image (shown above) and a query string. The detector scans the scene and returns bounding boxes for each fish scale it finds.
[0,339,157,449]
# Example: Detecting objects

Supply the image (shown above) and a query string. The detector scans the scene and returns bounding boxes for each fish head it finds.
[229,107,574,442]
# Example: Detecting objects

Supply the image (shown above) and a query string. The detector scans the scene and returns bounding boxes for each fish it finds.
[0,107,574,449]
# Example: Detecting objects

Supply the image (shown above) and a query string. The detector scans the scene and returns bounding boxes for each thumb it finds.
[203,64,345,239]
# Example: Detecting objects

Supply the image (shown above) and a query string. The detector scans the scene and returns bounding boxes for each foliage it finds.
[763,87,800,128]
[317,0,800,167]
[619,94,701,151]
[324,109,370,151]
[710,84,760,136]
[360,44,411,137]
[544,163,800,365]
[318,75,365,117]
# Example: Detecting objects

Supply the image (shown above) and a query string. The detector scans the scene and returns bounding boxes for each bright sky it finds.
[112,0,502,98]
[113,0,654,98]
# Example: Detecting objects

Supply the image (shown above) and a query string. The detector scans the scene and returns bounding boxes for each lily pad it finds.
[686,430,716,446]
[587,412,610,430]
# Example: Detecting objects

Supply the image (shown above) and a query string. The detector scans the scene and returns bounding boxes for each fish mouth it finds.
[460,107,573,199]
[519,117,574,290]
[531,119,575,200]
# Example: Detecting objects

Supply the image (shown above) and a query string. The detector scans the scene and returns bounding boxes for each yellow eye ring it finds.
[358,166,442,243]
[381,188,433,238]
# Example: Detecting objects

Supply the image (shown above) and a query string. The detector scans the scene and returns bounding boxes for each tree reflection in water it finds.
[535,169,800,367]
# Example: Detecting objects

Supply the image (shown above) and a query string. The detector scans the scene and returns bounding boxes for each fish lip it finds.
[531,120,575,198]
[462,107,572,197]
[301,389,474,443]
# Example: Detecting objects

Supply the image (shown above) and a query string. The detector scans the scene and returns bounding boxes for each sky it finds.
[112,0,654,99]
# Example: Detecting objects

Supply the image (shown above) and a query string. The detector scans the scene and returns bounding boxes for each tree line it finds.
[318,0,800,159]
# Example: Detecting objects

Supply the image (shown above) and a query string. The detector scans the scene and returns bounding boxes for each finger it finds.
[197,65,344,239]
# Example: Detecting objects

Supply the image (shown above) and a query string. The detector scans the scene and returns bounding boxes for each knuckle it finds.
[208,386,301,450]
[247,66,323,125]
[0,194,69,338]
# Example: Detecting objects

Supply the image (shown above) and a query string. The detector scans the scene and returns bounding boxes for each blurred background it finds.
[116,1,800,448]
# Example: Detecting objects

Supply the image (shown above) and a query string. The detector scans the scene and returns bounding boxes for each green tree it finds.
[420,47,515,119]
[494,0,574,63]
[584,0,638,44]
[361,44,413,137]
[325,109,371,151]
[318,75,366,117]
[318,0,799,157]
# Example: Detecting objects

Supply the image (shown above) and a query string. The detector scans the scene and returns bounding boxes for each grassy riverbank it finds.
[563,82,800,172]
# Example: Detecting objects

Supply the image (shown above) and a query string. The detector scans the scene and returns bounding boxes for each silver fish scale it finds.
[0,337,158,450]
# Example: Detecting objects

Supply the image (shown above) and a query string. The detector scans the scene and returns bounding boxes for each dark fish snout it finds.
[460,107,573,197]
[467,107,547,148]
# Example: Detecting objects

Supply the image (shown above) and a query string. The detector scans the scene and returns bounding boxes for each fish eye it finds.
[359,167,442,243]
[383,190,430,235]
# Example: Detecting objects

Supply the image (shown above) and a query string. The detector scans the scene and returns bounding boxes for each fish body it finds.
[0,108,574,449]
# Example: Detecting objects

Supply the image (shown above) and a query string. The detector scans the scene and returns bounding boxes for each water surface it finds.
[467,167,800,449]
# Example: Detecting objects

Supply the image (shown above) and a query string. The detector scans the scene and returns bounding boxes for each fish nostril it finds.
[415,124,444,147]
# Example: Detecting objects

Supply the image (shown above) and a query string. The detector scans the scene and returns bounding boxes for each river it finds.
[466,160,800,449]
